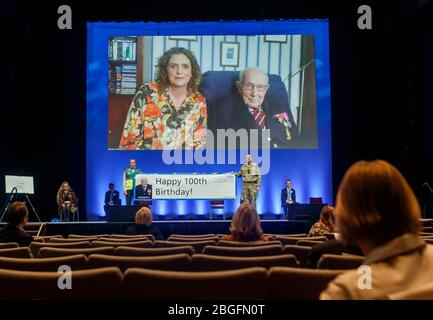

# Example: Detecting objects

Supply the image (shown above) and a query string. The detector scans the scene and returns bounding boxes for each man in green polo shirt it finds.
[123,159,142,206]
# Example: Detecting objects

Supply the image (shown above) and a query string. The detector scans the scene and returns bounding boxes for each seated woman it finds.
[307,205,337,237]
[321,160,433,300]
[125,207,164,240]
[56,181,78,222]
[119,47,207,150]
[223,203,269,242]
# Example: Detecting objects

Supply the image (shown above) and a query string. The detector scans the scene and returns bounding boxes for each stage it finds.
[39,220,313,239]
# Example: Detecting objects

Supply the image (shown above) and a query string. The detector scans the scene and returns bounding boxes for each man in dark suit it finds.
[0,201,33,247]
[281,179,297,219]
[204,68,298,149]
[135,177,152,200]
[104,183,121,215]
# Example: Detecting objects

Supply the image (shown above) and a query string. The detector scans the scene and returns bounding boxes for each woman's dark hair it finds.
[154,47,201,93]
[336,160,421,246]
[229,203,264,242]
[319,205,336,228]
[6,202,28,227]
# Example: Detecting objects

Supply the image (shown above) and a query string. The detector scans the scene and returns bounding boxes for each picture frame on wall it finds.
[220,41,240,67]
[264,35,288,43]
[168,35,198,41]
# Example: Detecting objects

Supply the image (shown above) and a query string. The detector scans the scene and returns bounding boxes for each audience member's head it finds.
[5,201,29,227]
[229,203,264,241]
[319,205,336,228]
[135,207,153,226]
[335,160,420,253]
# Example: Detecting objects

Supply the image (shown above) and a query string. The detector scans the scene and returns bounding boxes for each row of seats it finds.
[0,245,365,270]
[0,253,299,271]
[0,265,343,300]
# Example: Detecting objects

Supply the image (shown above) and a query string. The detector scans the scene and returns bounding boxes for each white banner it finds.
[5,175,34,194]
[134,173,236,200]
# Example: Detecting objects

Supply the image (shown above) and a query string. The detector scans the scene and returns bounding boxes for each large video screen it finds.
[87,21,332,219]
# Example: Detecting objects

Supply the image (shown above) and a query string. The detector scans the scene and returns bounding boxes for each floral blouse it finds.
[119,83,207,150]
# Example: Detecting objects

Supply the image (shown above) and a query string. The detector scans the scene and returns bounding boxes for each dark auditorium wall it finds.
[0,0,432,220]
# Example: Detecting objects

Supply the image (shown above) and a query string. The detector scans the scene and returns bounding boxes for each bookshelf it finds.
[108,36,144,148]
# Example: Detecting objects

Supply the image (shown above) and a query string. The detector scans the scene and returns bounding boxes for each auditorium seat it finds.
[0,247,32,258]
[123,267,267,299]
[203,245,283,257]
[216,240,282,247]
[109,234,155,242]
[38,246,115,258]
[191,254,299,271]
[114,246,196,257]
[154,240,216,253]
[168,236,220,242]
[91,240,153,249]
[275,236,327,245]
[169,234,216,238]
[29,241,91,257]
[33,235,63,243]
[88,253,192,272]
[283,245,312,267]
[297,240,326,247]
[422,226,433,233]
[0,242,19,249]
[102,235,155,242]
[317,254,365,270]
[0,267,123,299]
[50,237,98,243]
[265,233,307,239]
[0,254,88,271]
[267,267,344,299]
[68,234,109,239]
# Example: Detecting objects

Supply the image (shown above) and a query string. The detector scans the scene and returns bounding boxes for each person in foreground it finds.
[0,202,33,246]
[320,160,433,300]
[308,205,337,237]
[223,203,269,242]
[125,207,164,240]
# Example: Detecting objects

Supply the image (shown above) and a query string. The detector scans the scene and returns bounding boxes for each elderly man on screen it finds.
[206,67,297,149]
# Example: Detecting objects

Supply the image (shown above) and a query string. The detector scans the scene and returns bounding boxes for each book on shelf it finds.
[109,37,137,62]
[109,64,137,95]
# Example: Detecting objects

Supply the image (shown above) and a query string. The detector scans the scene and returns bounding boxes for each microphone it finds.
[423,182,433,194]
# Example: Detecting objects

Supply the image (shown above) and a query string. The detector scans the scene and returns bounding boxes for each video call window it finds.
[108,35,318,150]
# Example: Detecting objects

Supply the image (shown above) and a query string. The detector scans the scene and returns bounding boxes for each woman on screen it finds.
[56,181,78,222]
[119,47,207,150]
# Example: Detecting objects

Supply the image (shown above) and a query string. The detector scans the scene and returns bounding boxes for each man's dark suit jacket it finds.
[281,187,297,207]
[135,184,153,199]
[104,190,121,205]
[0,224,33,247]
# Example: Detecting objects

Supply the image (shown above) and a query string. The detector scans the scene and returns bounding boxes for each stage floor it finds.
[42,220,313,238]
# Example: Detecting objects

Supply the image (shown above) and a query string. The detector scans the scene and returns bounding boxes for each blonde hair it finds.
[336,160,421,246]
[135,207,153,225]
[229,203,264,241]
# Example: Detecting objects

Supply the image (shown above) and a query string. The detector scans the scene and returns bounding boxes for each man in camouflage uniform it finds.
[236,154,262,207]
